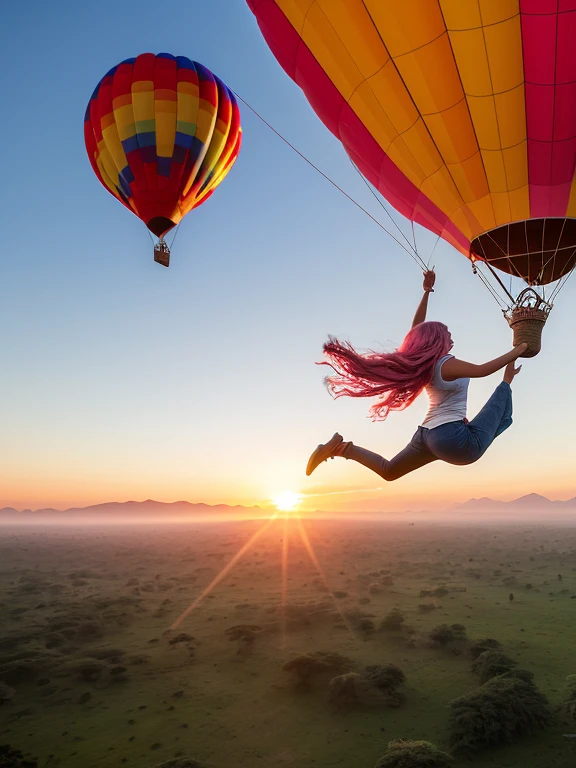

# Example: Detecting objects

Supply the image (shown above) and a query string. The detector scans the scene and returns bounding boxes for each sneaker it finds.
[305,433,344,476]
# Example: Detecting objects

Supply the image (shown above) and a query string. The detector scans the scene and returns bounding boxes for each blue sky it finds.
[2,0,575,511]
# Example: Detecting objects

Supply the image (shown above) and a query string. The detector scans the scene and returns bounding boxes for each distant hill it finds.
[454,493,576,512]
[0,499,270,524]
[444,493,576,522]
[1,493,574,525]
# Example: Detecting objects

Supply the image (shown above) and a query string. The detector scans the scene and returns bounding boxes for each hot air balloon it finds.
[247,0,576,356]
[84,53,242,267]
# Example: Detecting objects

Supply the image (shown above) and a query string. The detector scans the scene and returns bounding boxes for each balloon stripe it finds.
[521,2,576,219]
[85,53,241,238]
[247,0,470,254]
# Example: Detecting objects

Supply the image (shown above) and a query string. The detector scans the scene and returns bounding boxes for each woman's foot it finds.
[306,433,344,476]
[503,360,522,384]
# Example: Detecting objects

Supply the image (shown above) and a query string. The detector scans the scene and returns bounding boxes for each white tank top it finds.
[421,354,469,430]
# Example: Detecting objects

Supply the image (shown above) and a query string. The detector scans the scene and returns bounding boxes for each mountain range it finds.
[0,493,574,523]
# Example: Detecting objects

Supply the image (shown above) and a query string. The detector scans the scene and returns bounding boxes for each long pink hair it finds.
[319,321,452,420]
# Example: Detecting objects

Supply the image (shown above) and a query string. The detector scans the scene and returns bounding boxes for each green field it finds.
[1,520,575,768]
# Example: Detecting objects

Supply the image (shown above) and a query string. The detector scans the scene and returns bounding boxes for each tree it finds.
[380,608,405,631]
[469,637,502,660]
[471,650,516,684]
[225,625,262,654]
[329,672,363,707]
[560,674,576,720]
[282,651,352,691]
[374,739,453,768]
[358,618,376,636]
[509,593,514,602]
[429,624,455,646]
[364,663,406,692]
[448,676,551,753]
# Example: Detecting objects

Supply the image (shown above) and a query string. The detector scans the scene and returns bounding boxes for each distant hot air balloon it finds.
[84,53,241,267]
[247,0,576,355]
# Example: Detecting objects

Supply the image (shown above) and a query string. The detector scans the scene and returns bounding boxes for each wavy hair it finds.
[319,321,452,420]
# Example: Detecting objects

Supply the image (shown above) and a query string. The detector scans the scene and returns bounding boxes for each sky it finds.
[1,0,576,514]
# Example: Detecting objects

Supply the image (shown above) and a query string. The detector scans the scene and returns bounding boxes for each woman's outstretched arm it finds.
[412,270,436,328]
[442,344,528,381]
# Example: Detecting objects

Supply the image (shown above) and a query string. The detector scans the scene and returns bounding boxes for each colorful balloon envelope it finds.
[247,1,576,288]
[84,53,242,266]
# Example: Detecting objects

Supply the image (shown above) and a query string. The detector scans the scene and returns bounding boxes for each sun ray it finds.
[295,516,355,637]
[280,514,289,648]
[169,515,277,631]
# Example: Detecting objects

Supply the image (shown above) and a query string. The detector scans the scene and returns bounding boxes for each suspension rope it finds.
[410,219,418,258]
[232,90,428,270]
[550,248,576,303]
[348,158,423,263]
[472,262,509,311]
[168,222,182,250]
[475,239,516,304]
[427,234,442,268]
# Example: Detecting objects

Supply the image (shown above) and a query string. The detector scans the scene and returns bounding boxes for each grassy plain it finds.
[1,519,575,768]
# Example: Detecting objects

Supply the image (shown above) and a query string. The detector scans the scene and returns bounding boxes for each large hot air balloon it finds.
[85,53,241,267]
[247,0,576,355]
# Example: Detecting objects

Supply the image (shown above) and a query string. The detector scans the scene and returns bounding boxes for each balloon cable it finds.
[348,158,424,265]
[232,90,428,271]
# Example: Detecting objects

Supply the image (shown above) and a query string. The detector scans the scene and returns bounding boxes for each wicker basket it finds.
[154,240,170,268]
[506,307,548,358]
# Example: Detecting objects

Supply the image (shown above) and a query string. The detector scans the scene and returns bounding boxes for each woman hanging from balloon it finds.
[306,270,527,480]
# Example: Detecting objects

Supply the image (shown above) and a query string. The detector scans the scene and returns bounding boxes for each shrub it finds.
[329,672,363,707]
[358,618,376,636]
[374,739,453,768]
[364,664,406,693]
[471,650,516,684]
[330,665,406,710]
[418,604,436,614]
[58,659,107,683]
[168,633,194,646]
[429,624,454,646]
[282,651,352,690]
[448,676,551,753]
[0,744,39,768]
[469,638,502,659]
[154,759,206,768]
[225,625,262,653]
[0,681,15,705]
[380,608,405,631]
[561,674,576,720]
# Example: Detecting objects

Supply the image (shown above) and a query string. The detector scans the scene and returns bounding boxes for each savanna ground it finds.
[1,519,575,768]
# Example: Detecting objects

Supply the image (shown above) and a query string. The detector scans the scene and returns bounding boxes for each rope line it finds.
[168,222,182,250]
[233,90,576,306]
[233,90,428,270]
[473,262,508,310]
[348,158,424,264]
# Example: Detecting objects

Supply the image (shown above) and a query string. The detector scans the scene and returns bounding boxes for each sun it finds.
[272,490,303,513]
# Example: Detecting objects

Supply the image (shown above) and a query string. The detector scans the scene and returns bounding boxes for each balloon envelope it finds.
[85,53,241,238]
[247,0,576,285]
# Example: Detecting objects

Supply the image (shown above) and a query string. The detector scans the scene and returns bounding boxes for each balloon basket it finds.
[154,239,170,268]
[505,288,552,358]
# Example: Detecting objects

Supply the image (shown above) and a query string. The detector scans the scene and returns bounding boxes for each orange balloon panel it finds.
[248,0,576,285]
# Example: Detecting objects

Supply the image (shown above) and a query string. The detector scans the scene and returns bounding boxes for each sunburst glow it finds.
[272,490,303,512]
